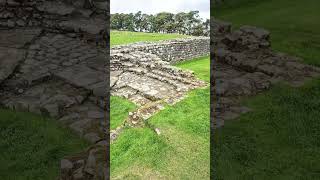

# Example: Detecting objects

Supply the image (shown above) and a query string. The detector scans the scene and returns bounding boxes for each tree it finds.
[111,11,209,36]
[134,11,143,32]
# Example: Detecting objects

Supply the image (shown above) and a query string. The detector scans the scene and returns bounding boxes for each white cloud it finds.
[110,0,210,20]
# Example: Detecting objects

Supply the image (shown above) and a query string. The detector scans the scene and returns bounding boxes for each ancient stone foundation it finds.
[211,18,320,128]
[110,37,209,140]
[0,0,210,178]
[0,0,108,179]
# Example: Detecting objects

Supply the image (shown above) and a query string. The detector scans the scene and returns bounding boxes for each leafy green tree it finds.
[111,11,209,36]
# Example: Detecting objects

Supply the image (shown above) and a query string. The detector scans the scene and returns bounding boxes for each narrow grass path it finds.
[0,109,88,180]
[213,0,320,179]
[110,56,210,179]
[111,31,189,46]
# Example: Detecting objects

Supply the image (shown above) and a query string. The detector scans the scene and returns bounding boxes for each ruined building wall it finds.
[111,37,210,63]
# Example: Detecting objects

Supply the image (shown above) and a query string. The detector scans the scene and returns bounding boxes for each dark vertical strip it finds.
[210,1,216,179]
[105,0,111,179]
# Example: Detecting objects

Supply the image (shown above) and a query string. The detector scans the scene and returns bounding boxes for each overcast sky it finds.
[111,0,210,20]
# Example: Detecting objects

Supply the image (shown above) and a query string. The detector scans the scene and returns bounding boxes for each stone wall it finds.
[0,0,108,44]
[111,37,210,63]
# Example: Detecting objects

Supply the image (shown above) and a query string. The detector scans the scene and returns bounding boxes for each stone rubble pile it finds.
[110,37,209,140]
[0,0,108,179]
[211,18,320,128]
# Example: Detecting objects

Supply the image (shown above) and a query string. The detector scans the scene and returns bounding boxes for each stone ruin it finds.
[0,0,108,179]
[0,0,210,178]
[211,18,320,128]
[110,37,210,140]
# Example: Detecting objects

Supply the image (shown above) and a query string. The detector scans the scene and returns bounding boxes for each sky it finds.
[110,0,210,20]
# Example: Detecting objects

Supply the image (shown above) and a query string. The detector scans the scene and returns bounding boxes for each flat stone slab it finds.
[0,28,42,48]
[0,47,25,84]
[54,64,104,89]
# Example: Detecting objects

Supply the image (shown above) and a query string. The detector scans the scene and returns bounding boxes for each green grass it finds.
[0,109,88,180]
[213,0,320,66]
[213,80,320,180]
[111,56,210,179]
[176,56,210,82]
[110,96,137,130]
[111,30,189,46]
[213,0,320,179]
[111,87,210,179]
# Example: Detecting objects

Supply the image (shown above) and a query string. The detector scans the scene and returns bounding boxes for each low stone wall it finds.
[111,37,210,63]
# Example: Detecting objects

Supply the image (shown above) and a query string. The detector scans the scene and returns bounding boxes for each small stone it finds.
[87,110,104,119]
[155,128,161,135]
[16,19,25,27]
[18,89,24,94]
[61,159,73,171]
[7,20,15,28]
[84,150,96,175]
[84,132,101,143]
[62,61,72,66]
[73,167,84,180]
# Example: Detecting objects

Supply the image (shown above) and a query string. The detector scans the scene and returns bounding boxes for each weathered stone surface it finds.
[37,1,75,15]
[211,18,320,128]
[0,1,109,179]
[109,38,208,142]
[59,17,107,34]
[0,29,42,48]
[0,47,25,84]
[112,37,210,63]
[54,64,104,89]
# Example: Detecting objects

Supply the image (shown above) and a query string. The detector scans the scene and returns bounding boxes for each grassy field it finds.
[111,30,189,46]
[110,55,210,178]
[213,0,320,66]
[0,109,88,180]
[213,0,320,179]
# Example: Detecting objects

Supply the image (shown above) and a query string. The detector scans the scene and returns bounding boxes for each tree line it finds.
[111,11,210,36]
